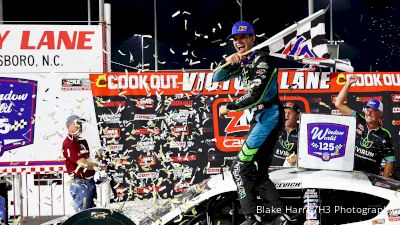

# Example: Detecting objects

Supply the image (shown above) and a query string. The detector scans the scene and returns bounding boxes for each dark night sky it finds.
[3,0,400,72]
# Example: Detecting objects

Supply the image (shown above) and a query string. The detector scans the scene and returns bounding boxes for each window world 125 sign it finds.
[0,77,37,156]
[298,114,356,171]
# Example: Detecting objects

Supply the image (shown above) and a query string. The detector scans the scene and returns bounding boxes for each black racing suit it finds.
[271,127,299,167]
[353,112,395,175]
[213,51,284,216]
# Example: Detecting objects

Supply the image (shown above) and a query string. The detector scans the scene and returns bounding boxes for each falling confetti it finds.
[118,50,126,56]
[171,10,180,18]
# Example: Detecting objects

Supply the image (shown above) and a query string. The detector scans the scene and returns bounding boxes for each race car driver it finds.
[214,20,291,225]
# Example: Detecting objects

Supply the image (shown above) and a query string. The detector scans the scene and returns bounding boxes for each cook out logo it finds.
[307,123,349,161]
[0,77,37,156]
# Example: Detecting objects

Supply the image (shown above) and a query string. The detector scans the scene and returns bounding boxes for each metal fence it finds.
[5,172,111,225]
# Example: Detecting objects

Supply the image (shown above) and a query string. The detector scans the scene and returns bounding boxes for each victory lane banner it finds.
[90,71,400,198]
[0,24,104,73]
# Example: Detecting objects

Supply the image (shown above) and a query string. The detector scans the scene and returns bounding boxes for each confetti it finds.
[171,10,180,18]
[118,50,126,56]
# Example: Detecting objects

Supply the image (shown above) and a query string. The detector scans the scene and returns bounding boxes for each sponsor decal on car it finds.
[388,209,400,222]
[372,218,385,224]
[275,182,301,189]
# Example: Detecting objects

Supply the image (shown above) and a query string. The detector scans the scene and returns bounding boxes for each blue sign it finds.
[307,123,349,161]
[0,78,37,156]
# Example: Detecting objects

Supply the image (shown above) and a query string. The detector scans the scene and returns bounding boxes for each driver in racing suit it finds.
[335,74,395,177]
[214,20,291,225]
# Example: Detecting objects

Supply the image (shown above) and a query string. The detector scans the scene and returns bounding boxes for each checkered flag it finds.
[253,8,329,59]
[10,119,28,131]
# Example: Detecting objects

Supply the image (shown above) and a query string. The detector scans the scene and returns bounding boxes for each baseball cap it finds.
[227,21,255,39]
[283,102,300,113]
[66,115,86,127]
[365,98,383,112]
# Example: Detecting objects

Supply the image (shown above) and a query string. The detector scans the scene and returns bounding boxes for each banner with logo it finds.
[0,74,100,173]
[90,70,400,198]
[298,114,356,171]
[0,77,37,156]
[0,25,104,73]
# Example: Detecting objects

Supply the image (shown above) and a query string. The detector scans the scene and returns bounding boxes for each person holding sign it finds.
[62,115,108,212]
[214,21,291,225]
[271,102,300,167]
[335,74,395,177]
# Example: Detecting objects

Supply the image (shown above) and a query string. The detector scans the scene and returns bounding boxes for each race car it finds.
[62,167,400,225]
[126,167,400,225]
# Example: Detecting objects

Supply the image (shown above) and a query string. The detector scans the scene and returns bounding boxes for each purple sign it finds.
[307,123,349,161]
[0,78,37,156]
